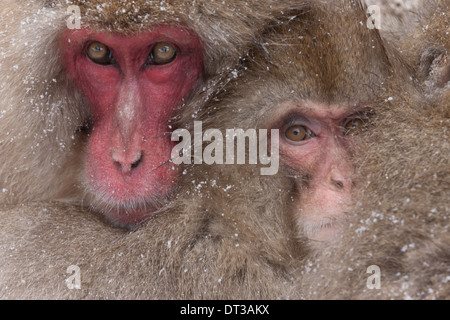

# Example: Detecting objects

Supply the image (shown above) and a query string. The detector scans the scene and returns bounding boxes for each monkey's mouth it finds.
[302,218,341,242]
[83,149,179,227]
[82,182,175,228]
[91,199,163,228]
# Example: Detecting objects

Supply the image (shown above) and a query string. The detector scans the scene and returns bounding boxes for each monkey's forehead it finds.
[62,0,189,32]
[247,11,396,103]
[48,0,299,35]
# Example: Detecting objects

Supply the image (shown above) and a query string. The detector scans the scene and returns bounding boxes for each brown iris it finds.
[86,41,114,65]
[149,42,177,65]
[285,125,313,142]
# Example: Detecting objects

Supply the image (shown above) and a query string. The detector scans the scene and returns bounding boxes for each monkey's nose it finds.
[112,151,143,174]
[330,176,352,192]
[326,161,354,192]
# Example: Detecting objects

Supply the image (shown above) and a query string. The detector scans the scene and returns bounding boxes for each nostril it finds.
[112,151,143,173]
[131,153,142,169]
[334,181,344,189]
[114,161,122,170]
[328,164,354,192]
[330,177,348,190]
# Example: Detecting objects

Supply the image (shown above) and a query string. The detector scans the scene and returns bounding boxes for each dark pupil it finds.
[160,46,169,53]
[293,128,302,136]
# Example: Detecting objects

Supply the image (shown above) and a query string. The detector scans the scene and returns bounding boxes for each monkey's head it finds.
[263,3,400,246]
[201,1,409,247]
[61,25,203,226]
[57,3,206,226]
[397,0,449,96]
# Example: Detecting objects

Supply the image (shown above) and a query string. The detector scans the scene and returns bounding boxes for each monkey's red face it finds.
[274,102,368,243]
[61,26,203,226]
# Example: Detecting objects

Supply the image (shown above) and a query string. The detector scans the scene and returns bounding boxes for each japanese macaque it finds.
[299,0,449,300]
[189,0,404,250]
[247,0,402,248]
[0,0,301,227]
[0,0,415,299]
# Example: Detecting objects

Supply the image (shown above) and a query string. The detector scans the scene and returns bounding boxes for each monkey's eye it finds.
[87,41,115,65]
[285,125,314,142]
[344,118,365,136]
[148,42,177,65]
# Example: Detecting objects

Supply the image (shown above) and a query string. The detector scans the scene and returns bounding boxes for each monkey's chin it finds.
[89,197,167,228]
[83,170,178,227]
[103,205,157,228]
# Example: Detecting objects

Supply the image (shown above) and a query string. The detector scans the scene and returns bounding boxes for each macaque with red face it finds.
[60,27,203,224]
[0,0,299,227]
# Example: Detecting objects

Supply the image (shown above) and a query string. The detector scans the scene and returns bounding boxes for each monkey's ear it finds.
[419,47,449,89]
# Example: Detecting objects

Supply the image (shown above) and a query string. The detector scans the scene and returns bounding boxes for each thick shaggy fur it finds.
[381,0,448,102]
[0,148,301,299]
[0,169,301,299]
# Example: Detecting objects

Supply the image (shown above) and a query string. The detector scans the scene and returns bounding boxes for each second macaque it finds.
[228,0,402,247]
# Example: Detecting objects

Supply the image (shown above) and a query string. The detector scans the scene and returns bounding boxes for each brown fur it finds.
[382,0,449,114]
[409,0,449,117]
[0,153,302,299]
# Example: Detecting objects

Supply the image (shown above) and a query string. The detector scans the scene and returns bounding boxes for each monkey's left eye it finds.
[148,42,177,65]
[344,118,365,136]
[285,125,314,142]
[87,42,115,65]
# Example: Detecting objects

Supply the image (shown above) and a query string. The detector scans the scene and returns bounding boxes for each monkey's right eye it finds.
[87,42,114,65]
[148,42,177,65]
[285,125,314,142]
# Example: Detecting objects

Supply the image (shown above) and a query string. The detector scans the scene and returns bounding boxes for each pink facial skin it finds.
[276,102,363,243]
[60,26,204,226]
